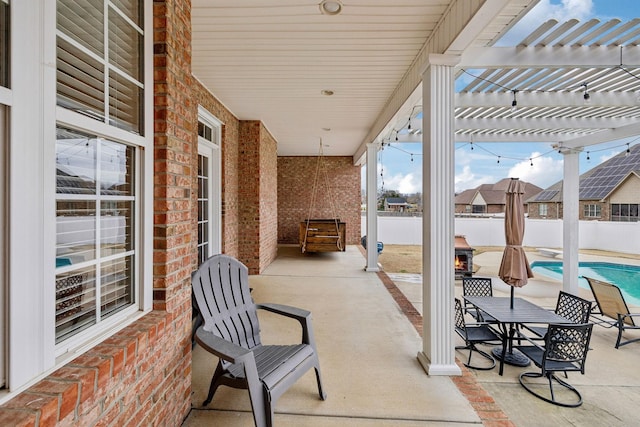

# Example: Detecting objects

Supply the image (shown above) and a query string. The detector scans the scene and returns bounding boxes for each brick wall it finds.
[238,121,279,273]
[278,156,361,245]
[259,125,279,272]
[0,312,187,427]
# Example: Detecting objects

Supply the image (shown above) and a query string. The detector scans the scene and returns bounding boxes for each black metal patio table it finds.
[463,296,570,375]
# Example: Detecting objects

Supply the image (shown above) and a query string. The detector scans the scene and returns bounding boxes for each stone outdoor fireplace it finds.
[455,235,474,278]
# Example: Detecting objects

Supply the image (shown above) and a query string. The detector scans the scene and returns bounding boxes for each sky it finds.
[367,0,640,195]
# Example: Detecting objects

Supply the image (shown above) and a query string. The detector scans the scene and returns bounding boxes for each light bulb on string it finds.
[511,90,518,112]
[407,119,412,130]
[497,156,501,164]
[410,154,414,162]
[530,158,533,167]
[587,151,590,161]
[626,143,631,156]
[582,82,590,104]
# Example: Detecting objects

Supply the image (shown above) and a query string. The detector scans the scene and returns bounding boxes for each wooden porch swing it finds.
[299,140,346,253]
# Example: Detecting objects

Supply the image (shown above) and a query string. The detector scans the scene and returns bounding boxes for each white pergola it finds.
[362,17,640,375]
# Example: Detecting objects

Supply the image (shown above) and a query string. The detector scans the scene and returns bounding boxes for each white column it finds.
[562,149,581,295]
[365,143,380,271]
[417,54,461,376]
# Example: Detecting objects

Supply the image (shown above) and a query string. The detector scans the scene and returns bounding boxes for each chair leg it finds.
[519,371,583,407]
[615,323,623,349]
[456,344,496,370]
[203,361,225,406]
[314,366,327,400]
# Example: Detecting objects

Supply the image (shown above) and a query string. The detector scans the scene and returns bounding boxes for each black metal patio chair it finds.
[521,291,592,339]
[454,298,501,370]
[462,277,496,322]
[516,323,593,407]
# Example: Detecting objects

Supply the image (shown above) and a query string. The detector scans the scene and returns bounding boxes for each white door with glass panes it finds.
[197,108,222,264]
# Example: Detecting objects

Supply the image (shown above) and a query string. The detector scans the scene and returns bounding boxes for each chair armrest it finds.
[619,313,640,325]
[194,326,251,364]
[257,303,311,322]
[257,303,316,346]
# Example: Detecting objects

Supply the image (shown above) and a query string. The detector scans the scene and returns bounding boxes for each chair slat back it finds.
[462,277,492,297]
[544,323,593,374]
[192,254,262,350]
[556,291,592,324]
[584,277,635,326]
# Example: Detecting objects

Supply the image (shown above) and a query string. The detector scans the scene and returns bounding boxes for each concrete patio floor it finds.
[183,245,640,426]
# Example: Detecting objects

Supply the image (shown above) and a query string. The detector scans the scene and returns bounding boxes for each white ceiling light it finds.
[319,0,343,15]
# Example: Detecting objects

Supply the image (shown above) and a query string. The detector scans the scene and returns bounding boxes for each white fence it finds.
[362,215,640,255]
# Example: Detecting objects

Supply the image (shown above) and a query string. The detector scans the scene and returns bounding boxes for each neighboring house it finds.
[455,178,543,215]
[384,197,411,212]
[528,144,640,221]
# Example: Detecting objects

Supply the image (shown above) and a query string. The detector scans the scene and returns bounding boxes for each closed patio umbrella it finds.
[494,178,534,367]
[498,178,533,308]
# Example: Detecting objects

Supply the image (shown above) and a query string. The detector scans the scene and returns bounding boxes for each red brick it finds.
[0,409,37,426]
[28,379,78,420]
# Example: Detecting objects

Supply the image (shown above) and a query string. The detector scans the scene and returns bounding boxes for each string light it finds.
[380,137,638,168]
[582,82,590,103]
[511,90,518,112]
[407,118,411,130]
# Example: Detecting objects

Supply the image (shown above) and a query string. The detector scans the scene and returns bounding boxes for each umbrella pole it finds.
[510,287,514,309]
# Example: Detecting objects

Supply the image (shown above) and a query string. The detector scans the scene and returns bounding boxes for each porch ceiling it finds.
[191,0,536,158]
[191,1,640,162]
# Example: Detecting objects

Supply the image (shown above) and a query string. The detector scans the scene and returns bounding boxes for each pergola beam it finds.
[455,91,640,107]
[460,45,640,68]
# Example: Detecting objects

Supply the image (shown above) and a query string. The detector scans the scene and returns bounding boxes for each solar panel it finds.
[579,145,640,200]
[534,190,559,201]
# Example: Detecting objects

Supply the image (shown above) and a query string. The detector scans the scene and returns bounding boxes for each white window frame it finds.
[583,203,601,218]
[197,107,222,258]
[1,0,152,399]
[538,203,548,217]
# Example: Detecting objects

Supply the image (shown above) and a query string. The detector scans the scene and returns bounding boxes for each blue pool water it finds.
[530,261,640,306]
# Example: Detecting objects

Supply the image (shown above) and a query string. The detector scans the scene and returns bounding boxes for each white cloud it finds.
[455,165,496,193]
[507,151,564,188]
[497,0,594,46]
[384,172,421,194]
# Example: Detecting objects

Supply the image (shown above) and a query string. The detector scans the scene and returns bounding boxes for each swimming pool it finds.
[530,261,640,306]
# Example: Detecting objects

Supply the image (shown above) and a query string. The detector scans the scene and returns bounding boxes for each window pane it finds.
[100,141,134,195]
[55,266,97,343]
[109,69,142,134]
[111,0,142,27]
[57,37,106,120]
[100,255,134,318]
[101,200,133,255]
[612,204,620,216]
[108,8,141,80]
[57,200,97,262]
[56,128,97,195]
[57,0,104,56]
